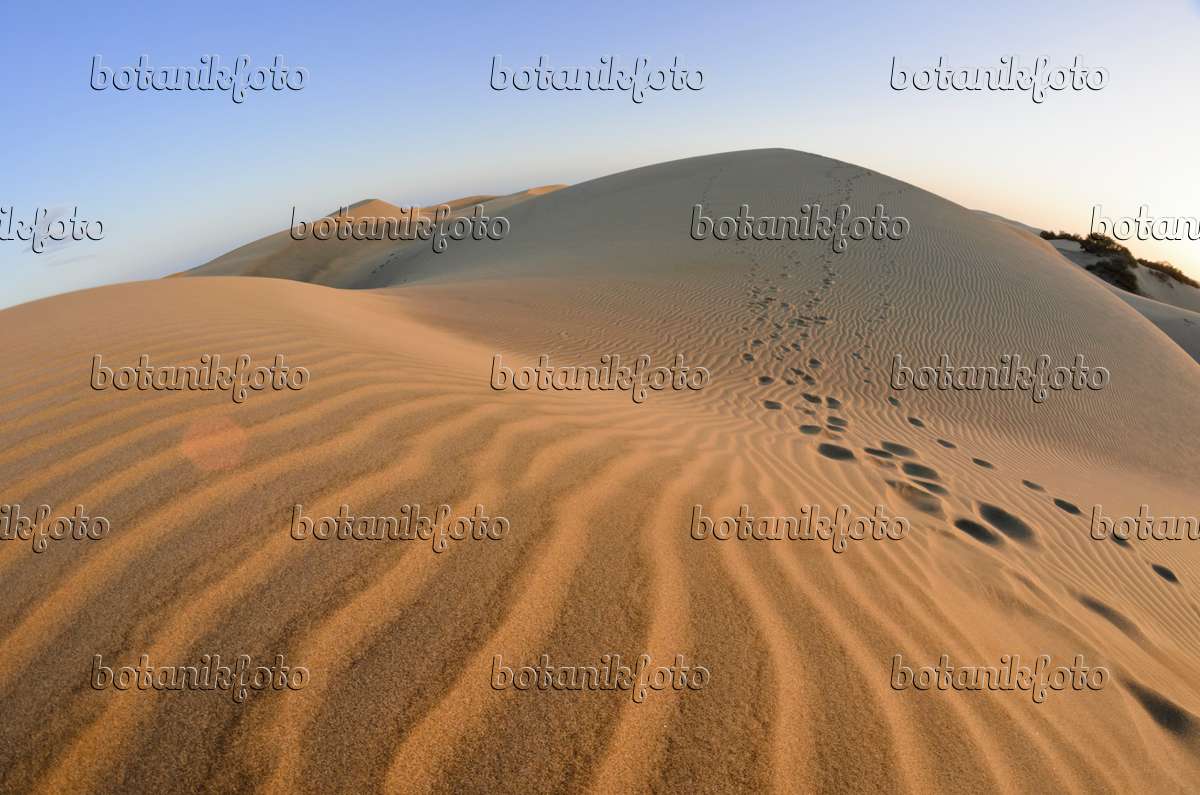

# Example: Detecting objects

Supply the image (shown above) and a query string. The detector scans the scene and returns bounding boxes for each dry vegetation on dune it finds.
[1040,230,1200,291]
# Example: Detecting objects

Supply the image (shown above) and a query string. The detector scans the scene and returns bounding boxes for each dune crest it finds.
[174,185,563,287]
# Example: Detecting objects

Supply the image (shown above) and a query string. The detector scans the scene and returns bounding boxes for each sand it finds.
[976,213,1200,363]
[175,187,566,287]
[1046,238,1200,315]
[1046,237,1200,363]
[1,149,1198,792]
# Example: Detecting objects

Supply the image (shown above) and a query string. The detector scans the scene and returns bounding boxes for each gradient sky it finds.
[2,0,1197,308]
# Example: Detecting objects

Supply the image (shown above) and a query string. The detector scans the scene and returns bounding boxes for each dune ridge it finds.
[174,186,566,287]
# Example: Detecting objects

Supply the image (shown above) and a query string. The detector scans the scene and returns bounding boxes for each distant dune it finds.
[2,150,1198,792]
[174,186,566,287]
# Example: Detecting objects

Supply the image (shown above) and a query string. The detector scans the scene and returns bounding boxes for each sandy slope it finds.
[975,213,1200,364]
[2,149,1199,793]
[1045,239,1200,316]
[1112,293,1200,363]
[1048,239,1200,363]
[175,187,565,287]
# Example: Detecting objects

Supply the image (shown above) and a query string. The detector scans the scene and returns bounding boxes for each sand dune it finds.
[1047,237,1200,315]
[1110,293,1200,363]
[175,186,565,287]
[977,211,1200,363]
[2,149,1199,792]
[1047,237,1200,362]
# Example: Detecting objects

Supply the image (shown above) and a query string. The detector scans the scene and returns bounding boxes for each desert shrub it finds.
[1080,233,1133,258]
[1040,230,1084,243]
[1086,258,1142,295]
[1042,229,1199,290]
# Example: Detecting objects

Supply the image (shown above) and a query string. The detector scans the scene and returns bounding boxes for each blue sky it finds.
[2,0,1197,308]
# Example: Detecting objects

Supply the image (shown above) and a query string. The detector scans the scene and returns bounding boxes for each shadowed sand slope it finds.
[175,187,566,287]
[2,149,1199,793]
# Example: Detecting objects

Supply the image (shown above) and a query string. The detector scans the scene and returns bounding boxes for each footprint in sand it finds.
[1079,594,1140,637]
[972,458,994,469]
[1022,480,1044,491]
[978,503,1036,545]
[1053,498,1081,515]
[886,479,944,517]
[1124,681,1197,737]
[1152,564,1180,584]
[881,441,916,457]
[901,462,939,480]
[955,517,1003,546]
[817,443,855,461]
